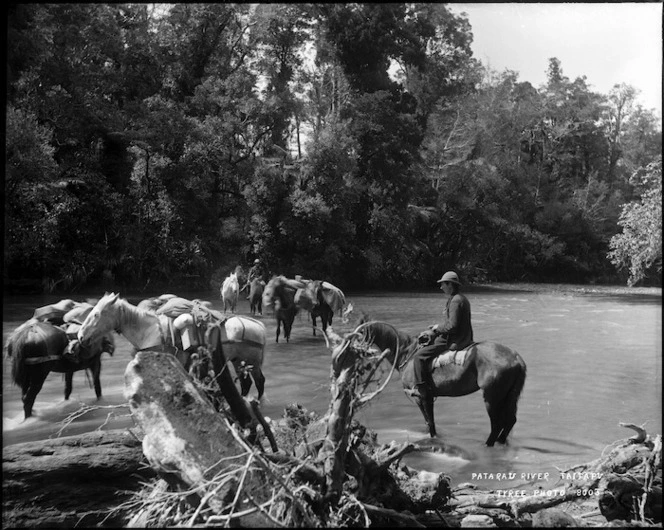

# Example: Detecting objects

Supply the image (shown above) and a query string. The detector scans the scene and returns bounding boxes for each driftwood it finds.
[450,424,662,527]
[2,429,155,528]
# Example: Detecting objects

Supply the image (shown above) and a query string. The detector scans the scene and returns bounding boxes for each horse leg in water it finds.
[311,312,317,336]
[414,391,437,437]
[275,317,282,343]
[284,318,293,343]
[483,393,503,447]
[90,355,103,399]
[311,308,330,337]
[65,371,74,400]
[252,367,265,400]
[22,366,49,419]
[495,368,525,444]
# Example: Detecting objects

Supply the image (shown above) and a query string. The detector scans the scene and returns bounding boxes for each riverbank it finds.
[472,281,662,297]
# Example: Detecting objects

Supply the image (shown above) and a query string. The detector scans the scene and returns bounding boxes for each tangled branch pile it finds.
[112,332,450,528]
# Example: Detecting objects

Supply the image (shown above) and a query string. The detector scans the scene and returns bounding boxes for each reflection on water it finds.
[3,288,661,489]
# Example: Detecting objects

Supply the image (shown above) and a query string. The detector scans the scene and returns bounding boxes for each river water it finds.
[3,287,661,492]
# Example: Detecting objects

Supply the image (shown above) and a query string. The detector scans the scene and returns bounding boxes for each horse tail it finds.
[7,322,42,387]
[509,359,527,406]
[500,355,527,436]
[7,322,63,388]
[8,331,28,389]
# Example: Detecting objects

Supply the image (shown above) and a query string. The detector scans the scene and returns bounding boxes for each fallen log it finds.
[2,429,155,528]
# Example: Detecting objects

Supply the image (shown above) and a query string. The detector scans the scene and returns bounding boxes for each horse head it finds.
[263,275,297,310]
[78,292,120,347]
[294,279,319,312]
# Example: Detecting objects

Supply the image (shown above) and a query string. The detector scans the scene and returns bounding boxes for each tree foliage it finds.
[5,4,662,292]
[608,158,662,286]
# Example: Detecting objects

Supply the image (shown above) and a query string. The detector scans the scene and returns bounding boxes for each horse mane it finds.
[100,295,158,328]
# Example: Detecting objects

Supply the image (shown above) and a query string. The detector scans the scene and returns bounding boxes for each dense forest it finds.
[5,4,662,293]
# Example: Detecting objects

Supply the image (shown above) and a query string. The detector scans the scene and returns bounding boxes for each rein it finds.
[397,341,419,372]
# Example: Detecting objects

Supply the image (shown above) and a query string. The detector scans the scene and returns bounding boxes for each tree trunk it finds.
[123,350,273,526]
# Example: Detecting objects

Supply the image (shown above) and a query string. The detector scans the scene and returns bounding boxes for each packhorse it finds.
[5,319,114,419]
[310,280,346,336]
[77,293,267,398]
[294,280,343,336]
[262,276,300,342]
[343,317,527,446]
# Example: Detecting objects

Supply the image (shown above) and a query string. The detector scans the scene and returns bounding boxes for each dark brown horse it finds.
[247,278,265,316]
[5,319,114,419]
[293,279,347,336]
[346,317,527,446]
[294,280,333,336]
[262,276,300,342]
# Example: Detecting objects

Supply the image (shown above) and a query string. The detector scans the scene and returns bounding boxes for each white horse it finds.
[221,272,240,314]
[77,293,267,398]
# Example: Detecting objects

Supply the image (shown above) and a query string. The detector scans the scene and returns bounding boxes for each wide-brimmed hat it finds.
[436,271,460,284]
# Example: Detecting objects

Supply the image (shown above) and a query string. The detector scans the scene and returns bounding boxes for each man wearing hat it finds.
[412,270,474,398]
[244,258,267,296]
[246,258,261,280]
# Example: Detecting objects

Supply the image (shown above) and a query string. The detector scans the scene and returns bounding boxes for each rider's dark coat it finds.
[434,292,473,350]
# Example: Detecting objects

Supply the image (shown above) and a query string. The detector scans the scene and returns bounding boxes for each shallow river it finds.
[3,287,661,492]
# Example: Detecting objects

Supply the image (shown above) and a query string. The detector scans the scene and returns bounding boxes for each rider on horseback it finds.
[412,271,474,398]
[244,258,267,298]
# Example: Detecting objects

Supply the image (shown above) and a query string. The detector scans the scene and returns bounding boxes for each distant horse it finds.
[247,279,265,316]
[295,280,346,336]
[338,318,527,446]
[77,293,267,398]
[5,319,114,419]
[221,272,240,314]
[262,276,301,342]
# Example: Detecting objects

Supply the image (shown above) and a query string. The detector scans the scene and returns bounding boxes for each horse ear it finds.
[111,293,120,304]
